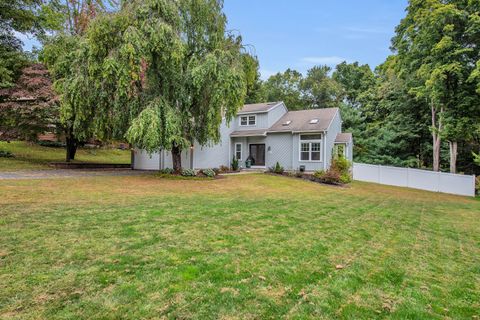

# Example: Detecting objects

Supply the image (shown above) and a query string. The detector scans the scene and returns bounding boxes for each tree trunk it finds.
[431,104,443,172]
[65,126,78,162]
[449,140,457,173]
[171,144,182,172]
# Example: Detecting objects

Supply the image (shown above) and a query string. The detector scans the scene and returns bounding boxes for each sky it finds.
[223,0,408,79]
[19,0,408,80]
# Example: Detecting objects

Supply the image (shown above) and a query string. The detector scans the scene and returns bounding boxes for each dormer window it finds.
[282,120,292,126]
[240,115,256,126]
[309,119,319,124]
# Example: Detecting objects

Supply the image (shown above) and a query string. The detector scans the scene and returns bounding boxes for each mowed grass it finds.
[0,174,479,319]
[0,141,130,171]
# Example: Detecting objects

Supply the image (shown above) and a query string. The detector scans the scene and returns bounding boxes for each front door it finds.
[249,144,265,166]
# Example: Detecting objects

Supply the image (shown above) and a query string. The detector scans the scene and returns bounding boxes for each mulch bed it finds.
[266,172,348,188]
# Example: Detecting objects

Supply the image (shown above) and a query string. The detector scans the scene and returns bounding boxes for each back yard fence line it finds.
[353,163,476,197]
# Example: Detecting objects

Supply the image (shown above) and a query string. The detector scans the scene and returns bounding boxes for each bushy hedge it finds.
[313,157,352,185]
[202,168,216,178]
[181,168,196,177]
[159,168,174,174]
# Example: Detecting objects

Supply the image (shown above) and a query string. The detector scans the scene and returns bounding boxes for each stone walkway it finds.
[0,169,152,180]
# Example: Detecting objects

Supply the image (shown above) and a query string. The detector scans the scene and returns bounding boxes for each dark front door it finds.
[249,144,265,166]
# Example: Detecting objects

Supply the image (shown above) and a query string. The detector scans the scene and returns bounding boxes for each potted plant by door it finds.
[245,157,252,168]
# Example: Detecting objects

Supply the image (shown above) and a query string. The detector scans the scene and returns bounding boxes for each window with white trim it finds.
[239,115,256,126]
[300,134,322,161]
[235,143,242,160]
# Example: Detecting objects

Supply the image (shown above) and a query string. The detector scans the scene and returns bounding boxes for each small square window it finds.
[248,115,256,125]
[240,116,247,126]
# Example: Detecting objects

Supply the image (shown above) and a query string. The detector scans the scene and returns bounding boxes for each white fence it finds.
[353,163,476,197]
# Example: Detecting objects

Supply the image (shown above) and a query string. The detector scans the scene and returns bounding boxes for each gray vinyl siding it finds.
[267,103,288,127]
[192,120,232,169]
[324,110,342,169]
[347,140,353,162]
[161,149,191,169]
[265,133,293,169]
[133,149,160,170]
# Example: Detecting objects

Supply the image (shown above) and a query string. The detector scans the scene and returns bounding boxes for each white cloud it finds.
[301,56,350,66]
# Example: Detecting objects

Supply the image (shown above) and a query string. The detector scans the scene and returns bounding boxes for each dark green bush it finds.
[181,168,196,177]
[0,150,15,158]
[231,156,239,171]
[202,168,216,177]
[159,168,174,174]
[37,141,65,148]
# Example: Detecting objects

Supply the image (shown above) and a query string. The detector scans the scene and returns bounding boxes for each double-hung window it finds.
[235,143,242,160]
[240,115,256,126]
[300,134,322,161]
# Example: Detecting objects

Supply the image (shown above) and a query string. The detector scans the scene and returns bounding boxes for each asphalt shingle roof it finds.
[335,132,353,143]
[268,108,338,133]
[230,129,267,137]
[238,102,282,114]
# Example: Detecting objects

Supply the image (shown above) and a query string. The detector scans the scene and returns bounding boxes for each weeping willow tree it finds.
[61,0,246,170]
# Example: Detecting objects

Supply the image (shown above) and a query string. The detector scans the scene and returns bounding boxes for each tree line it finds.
[1,0,479,173]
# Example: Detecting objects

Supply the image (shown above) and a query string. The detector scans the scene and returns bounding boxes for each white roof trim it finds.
[325,108,340,132]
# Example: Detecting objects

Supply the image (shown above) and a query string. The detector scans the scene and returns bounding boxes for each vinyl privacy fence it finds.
[353,163,476,197]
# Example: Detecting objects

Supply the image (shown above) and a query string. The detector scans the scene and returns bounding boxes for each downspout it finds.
[228,137,231,168]
[291,133,295,171]
[190,145,194,169]
[323,132,327,171]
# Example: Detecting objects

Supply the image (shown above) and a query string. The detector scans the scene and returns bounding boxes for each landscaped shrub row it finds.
[268,158,352,186]
[158,168,218,178]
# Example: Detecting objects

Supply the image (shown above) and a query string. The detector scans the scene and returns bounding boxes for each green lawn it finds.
[0,141,130,171]
[0,174,479,319]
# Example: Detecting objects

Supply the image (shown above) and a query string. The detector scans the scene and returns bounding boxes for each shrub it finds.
[331,157,350,174]
[159,168,174,174]
[314,169,341,185]
[0,150,14,158]
[295,171,304,178]
[340,173,352,184]
[231,156,239,171]
[330,156,352,184]
[202,168,216,178]
[313,170,325,178]
[219,165,230,173]
[37,141,65,148]
[181,168,196,177]
[273,162,284,174]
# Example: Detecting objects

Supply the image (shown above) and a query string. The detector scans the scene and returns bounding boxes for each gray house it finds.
[133,102,353,171]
